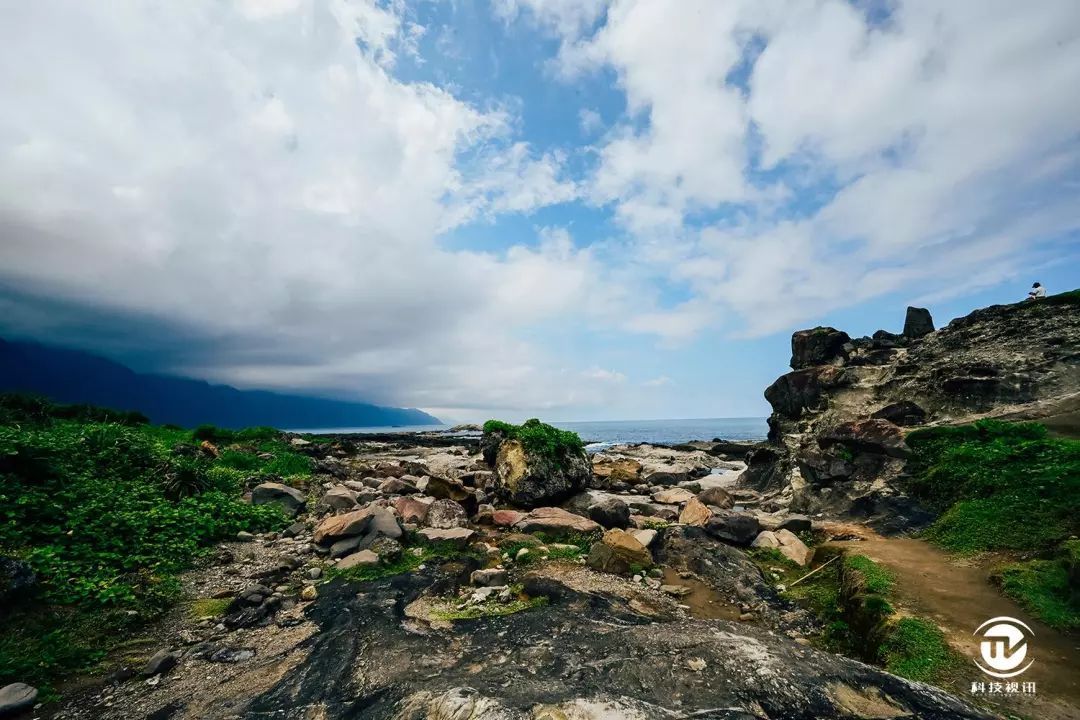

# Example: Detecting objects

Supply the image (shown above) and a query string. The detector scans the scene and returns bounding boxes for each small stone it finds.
[300,585,318,601]
[739,612,755,621]
[235,531,255,542]
[515,548,530,561]
[471,568,509,587]
[307,567,322,580]
[686,658,706,672]
[661,584,691,597]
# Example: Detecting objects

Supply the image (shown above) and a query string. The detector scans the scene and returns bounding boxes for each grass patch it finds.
[905,419,1079,554]
[431,589,548,621]
[329,539,479,583]
[879,617,966,684]
[482,418,584,459]
[189,597,232,620]
[844,554,893,595]
[996,542,1080,631]
[0,399,293,691]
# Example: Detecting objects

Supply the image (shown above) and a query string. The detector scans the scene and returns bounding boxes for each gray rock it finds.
[141,649,179,677]
[425,499,469,529]
[471,568,509,587]
[0,683,38,716]
[492,437,591,508]
[704,510,761,546]
[320,485,359,510]
[330,535,366,559]
[251,482,307,518]
[777,514,812,534]
[790,326,851,369]
[235,531,255,542]
[417,527,475,547]
[696,486,734,509]
[903,306,934,338]
[587,497,630,529]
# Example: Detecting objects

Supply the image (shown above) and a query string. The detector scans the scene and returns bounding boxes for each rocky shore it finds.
[20,422,994,720]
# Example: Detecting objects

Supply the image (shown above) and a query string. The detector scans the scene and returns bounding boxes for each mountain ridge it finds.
[0,337,440,429]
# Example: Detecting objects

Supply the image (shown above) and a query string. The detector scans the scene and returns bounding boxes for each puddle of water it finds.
[660,567,742,620]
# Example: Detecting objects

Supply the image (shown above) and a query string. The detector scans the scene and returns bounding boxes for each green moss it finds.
[329,539,479,583]
[997,546,1080,631]
[905,419,1079,554]
[879,617,966,684]
[482,418,584,459]
[431,589,548,621]
[844,555,893,595]
[189,597,232,619]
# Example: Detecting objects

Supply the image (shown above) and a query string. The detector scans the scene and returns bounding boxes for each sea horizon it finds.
[288,416,769,447]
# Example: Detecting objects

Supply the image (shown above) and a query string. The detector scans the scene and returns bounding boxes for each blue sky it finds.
[0,1,1078,423]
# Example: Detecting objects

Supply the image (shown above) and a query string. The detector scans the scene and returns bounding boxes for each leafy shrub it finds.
[0,414,288,689]
[482,418,584,459]
[0,393,149,427]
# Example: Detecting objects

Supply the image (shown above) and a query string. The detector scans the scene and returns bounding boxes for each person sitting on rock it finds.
[1027,282,1046,301]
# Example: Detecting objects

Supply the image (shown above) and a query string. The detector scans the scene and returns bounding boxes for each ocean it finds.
[291,417,768,448]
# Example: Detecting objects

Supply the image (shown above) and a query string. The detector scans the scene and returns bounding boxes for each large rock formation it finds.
[746,294,1080,528]
[489,438,590,508]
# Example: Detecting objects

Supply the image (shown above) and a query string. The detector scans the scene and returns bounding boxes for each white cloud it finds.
[642,375,672,387]
[578,108,603,135]
[0,1,602,416]
[564,0,1080,335]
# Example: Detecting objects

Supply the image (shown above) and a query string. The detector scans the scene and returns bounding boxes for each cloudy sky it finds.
[1,1,1078,423]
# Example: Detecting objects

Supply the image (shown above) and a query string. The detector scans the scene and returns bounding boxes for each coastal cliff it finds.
[743,291,1080,529]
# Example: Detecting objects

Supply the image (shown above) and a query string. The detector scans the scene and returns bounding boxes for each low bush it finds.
[482,418,584,459]
[0,408,295,690]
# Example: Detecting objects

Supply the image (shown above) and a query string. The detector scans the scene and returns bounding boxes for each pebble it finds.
[236,531,255,542]
[307,567,322,580]
[300,586,318,602]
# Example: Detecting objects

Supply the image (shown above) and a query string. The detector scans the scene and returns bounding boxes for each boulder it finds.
[513,507,601,536]
[337,549,380,571]
[870,401,927,427]
[0,683,38,716]
[493,439,591,507]
[778,514,813,534]
[425,499,469,529]
[314,506,401,546]
[590,457,644,486]
[471,568,509,587]
[418,527,475,548]
[903,306,934,338]
[696,486,734,509]
[751,531,780,549]
[631,529,657,548]
[320,485,358,510]
[651,488,694,505]
[141,649,179,677]
[329,535,366,559]
[480,426,509,467]
[393,496,432,525]
[789,326,851,369]
[678,497,712,527]
[643,470,689,486]
[369,536,403,561]
[587,497,630,529]
[425,476,479,515]
[775,529,813,567]
[492,509,526,527]
[704,510,761,546]
[377,478,419,495]
[251,482,306,518]
[818,419,910,459]
[587,529,653,575]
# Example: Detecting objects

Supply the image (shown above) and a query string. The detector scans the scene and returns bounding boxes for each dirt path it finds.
[828,526,1080,720]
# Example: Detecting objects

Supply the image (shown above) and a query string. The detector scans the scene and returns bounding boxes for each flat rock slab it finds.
[513,507,600,536]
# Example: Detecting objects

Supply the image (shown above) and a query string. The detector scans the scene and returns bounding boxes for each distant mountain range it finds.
[0,338,440,429]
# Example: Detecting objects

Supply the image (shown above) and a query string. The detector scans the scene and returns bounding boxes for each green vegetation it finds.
[431,586,548,621]
[188,597,232,620]
[879,617,965,684]
[995,539,1080,630]
[0,395,302,690]
[905,419,1079,628]
[905,419,1079,553]
[329,538,481,583]
[844,554,893,595]
[483,418,585,459]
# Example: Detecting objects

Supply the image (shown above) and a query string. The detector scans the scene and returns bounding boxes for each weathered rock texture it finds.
[491,439,591,507]
[747,295,1080,529]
